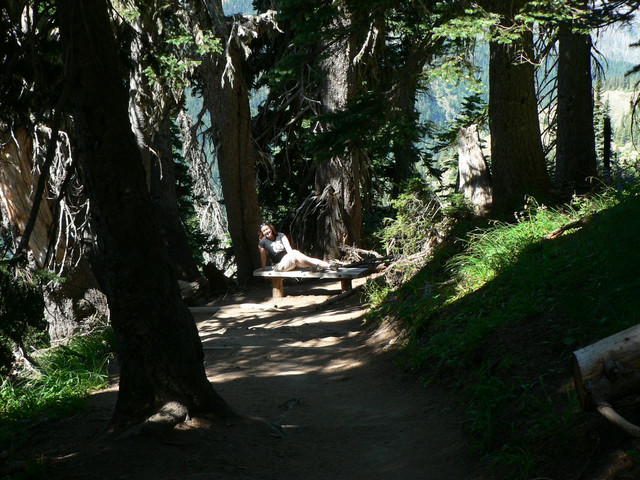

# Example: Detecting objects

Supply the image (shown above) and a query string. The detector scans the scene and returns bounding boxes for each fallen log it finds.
[573,323,640,436]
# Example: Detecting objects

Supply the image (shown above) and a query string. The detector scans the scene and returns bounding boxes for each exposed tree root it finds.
[115,401,283,440]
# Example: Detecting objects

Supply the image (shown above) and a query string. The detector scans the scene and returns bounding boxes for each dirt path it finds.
[33,278,486,479]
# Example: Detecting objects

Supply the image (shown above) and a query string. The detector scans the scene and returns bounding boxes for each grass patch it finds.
[0,327,115,449]
[368,184,640,479]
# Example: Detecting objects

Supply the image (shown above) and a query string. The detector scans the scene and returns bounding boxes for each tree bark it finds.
[55,0,234,428]
[307,11,363,254]
[0,126,109,344]
[149,119,206,283]
[391,75,419,193]
[556,26,597,195]
[0,127,55,267]
[489,30,551,214]
[458,125,492,214]
[199,32,261,284]
[126,7,207,285]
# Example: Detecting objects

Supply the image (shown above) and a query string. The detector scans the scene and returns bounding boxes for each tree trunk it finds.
[306,13,363,254]
[603,115,612,182]
[489,30,551,214]
[0,126,109,344]
[0,127,56,267]
[556,26,597,195]
[199,45,261,284]
[390,75,419,195]
[56,0,234,428]
[573,324,640,436]
[126,9,206,285]
[149,119,206,283]
[458,125,492,214]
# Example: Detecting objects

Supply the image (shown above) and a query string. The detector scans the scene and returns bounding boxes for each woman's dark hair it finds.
[259,222,277,239]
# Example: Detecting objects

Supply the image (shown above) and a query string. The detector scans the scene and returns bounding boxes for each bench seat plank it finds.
[253,267,371,297]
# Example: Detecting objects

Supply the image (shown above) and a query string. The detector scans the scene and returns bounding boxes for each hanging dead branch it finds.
[0,125,89,278]
[177,110,230,271]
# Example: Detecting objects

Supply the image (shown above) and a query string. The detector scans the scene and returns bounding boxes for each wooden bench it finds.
[253,266,371,298]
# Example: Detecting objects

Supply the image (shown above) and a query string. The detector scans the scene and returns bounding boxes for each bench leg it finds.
[272,278,284,298]
[340,279,352,292]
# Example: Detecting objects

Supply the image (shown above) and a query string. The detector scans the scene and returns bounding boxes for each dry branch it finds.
[546,214,593,239]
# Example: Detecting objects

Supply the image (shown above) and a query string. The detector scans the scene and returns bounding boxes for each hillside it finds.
[367,185,640,479]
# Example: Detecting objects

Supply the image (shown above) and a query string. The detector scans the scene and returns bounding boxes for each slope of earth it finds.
[17,276,488,480]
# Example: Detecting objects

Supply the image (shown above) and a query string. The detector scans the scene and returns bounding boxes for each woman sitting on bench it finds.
[258,222,335,272]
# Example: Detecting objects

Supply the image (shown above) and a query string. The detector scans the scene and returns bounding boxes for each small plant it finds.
[0,326,114,433]
[362,278,393,307]
[0,263,47,377]
[378,178,443,259]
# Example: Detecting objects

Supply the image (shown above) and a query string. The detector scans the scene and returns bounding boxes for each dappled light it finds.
[22,277,481,480]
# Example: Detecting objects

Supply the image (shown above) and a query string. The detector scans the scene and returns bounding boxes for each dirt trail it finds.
[33,277,486,480]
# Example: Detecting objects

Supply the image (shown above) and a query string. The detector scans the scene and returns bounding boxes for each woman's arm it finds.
[258,245,268,269]
[280,234,294,254]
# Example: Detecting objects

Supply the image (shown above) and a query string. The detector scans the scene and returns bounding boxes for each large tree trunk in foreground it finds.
[489,27,551,215]
[56,0,233,428]
[556,27,597,195]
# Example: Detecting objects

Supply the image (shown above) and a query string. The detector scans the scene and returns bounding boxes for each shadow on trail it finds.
[37,279,484,480]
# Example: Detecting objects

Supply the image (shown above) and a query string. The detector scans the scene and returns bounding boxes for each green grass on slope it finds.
[369,187,640,479]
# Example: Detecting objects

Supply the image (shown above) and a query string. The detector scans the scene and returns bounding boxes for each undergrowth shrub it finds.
[0,263,47,377]
[378,178,444,258]
[0,326,114,422]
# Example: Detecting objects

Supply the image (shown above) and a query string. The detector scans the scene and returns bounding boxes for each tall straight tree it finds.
[312,3,365,252]
[485,1,551,215]
[251,0,372,257]
[55,0,235,428]
[555,23,597,194]
[196,4,273,283]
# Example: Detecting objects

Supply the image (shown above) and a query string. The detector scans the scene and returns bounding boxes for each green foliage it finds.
[143,30,220,90]
[367,179,640,478]
[0,264,47,377]
[0,327,114,446]
[377,178,443,259]
[115,2,221,92]
[432,5,501,42]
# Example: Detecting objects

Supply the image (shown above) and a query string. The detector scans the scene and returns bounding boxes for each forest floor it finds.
[19,275,489,480]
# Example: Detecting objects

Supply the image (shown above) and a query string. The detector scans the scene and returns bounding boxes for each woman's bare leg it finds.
[291,250,330,268]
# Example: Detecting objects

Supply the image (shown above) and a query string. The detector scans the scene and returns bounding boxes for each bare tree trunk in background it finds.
[56,0,234,428]
[0,126,108,344]
[603,115,612,182]
[199,45,261,284]
[0,128,56,267]
[556,26,597,195]
[291,11,363,258]
[458,125,492,214]
[126,9,207,286]
[149,119,207,284]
